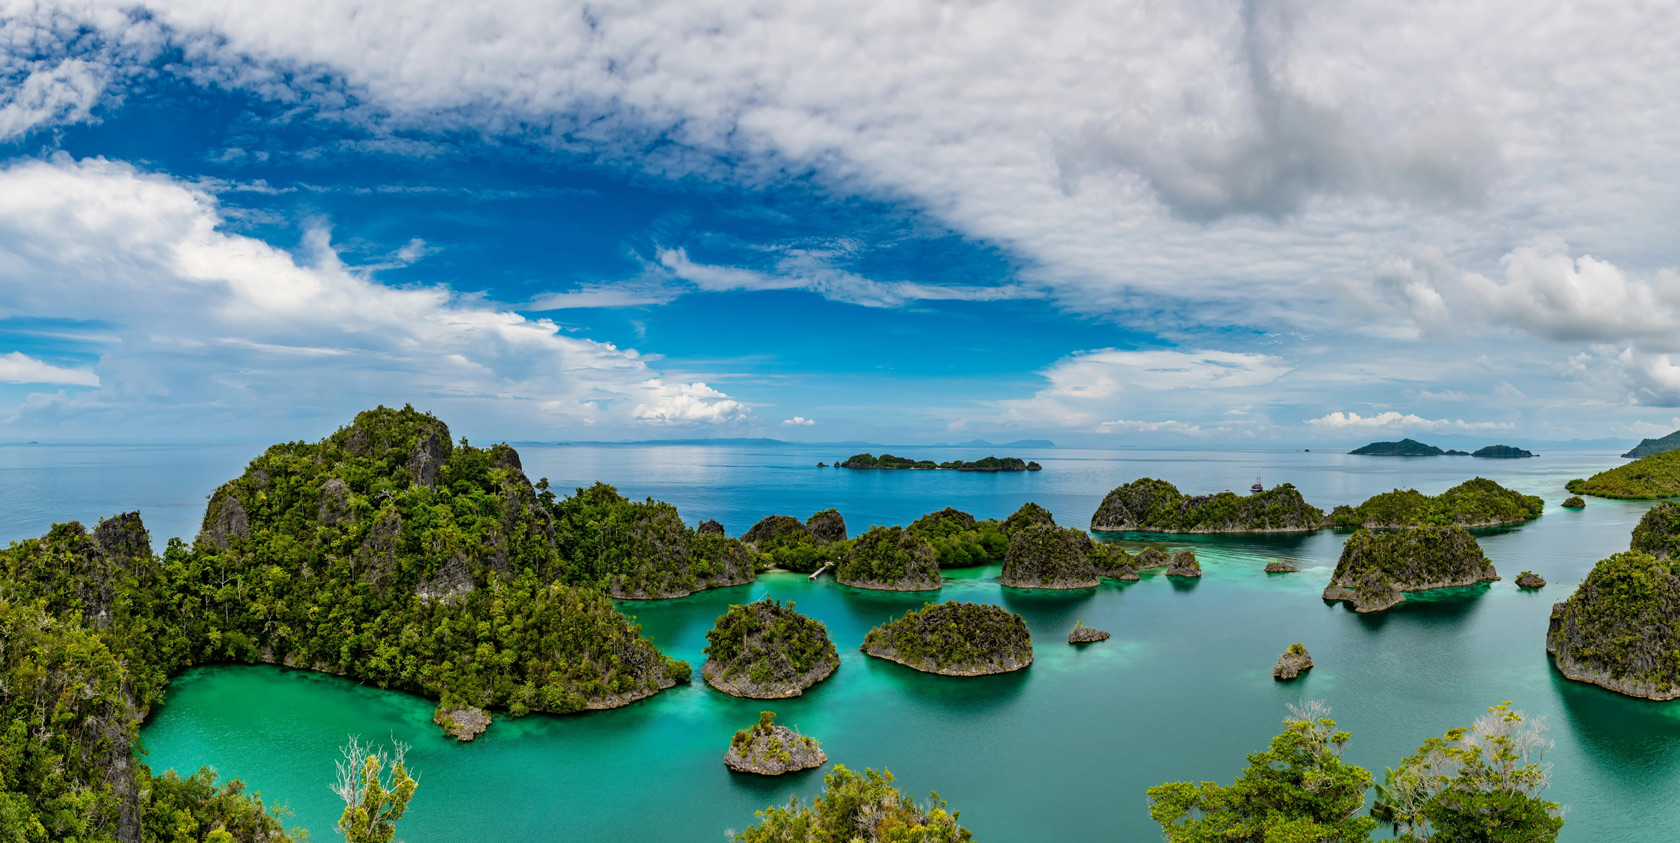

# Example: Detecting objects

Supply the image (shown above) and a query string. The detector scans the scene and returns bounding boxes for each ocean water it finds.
[4,442,1676,841]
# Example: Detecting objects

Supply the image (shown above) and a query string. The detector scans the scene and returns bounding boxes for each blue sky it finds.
[2,2,1679,446]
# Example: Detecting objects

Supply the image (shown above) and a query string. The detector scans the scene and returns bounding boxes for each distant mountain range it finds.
[527,437,1058,448]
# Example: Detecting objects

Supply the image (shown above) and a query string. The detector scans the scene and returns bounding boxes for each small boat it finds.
[1250,476,1264,494]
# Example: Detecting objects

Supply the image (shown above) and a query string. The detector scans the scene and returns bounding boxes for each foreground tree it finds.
[731,765,970,842]
[1374,703,1563,842]
[332,737,418,843]
[1147,701,1377,842]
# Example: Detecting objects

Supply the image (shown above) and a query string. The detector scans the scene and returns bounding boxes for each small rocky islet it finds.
[1272,643,1313,680]
[1068,622,1110,644]
[862,601,1033,675]
[1322,526,1498,613]
[1264,559,1300,573]
[703,598,839,699]
[1089,477,1325,533]
[999,524,1129,589]
[724,711,826,775]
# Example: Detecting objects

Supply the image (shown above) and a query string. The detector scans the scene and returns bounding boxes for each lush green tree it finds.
[1146,702,1378,843]
[1375,703,1563,842]
[332,737,417,843]
[731,765,971,842]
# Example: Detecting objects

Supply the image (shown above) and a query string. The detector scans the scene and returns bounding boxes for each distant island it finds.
[1329,478,1543,529]
[1623,428,1680,459]
[839,453,1042,471]
[1567,449,1680,499]
[1349,438,1469,456]
[1472,445,1535,458]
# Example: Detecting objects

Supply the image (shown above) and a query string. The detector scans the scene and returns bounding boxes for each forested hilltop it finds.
[1568,449,1680,499]
[1329,478,1543,529]
[0,405,717,842]
[839,453,1041,471]
[1090,479,1325,533]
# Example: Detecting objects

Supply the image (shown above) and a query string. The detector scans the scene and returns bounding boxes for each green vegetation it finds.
[1329,478,1543,529]
[1471,445,1535,458]
[1631,501,1680,559]
[862,601,1032,675]
[1623,428,1680,459]
[725,711,825,776]
[1003,502,1056,536]
[835,526,942,591]
[731,765,971,842]
[0,405,718,841]
[1547,551,1680,699]
[1561,496,1585,509]
[333,737,418,843]
[1150,702,1562,843]
[1375,703,1564,842]
[1567,449,1680,499]
[744,512,852,574]
[1323,527,1497,612]
[1349,439,1469,456]
[840,453,1041,471]
[906,508,1009,568]
[703,599,839,698]
[999,524,1101,588]
[1090,478,1325,533]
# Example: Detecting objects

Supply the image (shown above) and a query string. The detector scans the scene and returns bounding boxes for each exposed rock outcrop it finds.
[1322,527,1498,613]
[1548,551,1680,699]
[1165,549,1202,578]
[1516,571,1547,589]
[805,509,847,544]
[198,489,250,551]
[725,712,826,775]
[698,518,726,536]
[1265,559,1300,573]
[1068,622,1110,644]
[1134,547,1171,569]
[862,601,1032,675]
[1000,525,1100,589]
[703,599,839,698]
[433,704,491,741]
[743,515,811,549]
[1273,644,1313,680]
[1562,496,1586,509]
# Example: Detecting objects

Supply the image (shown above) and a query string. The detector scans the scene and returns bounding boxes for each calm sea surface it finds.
[3,443,1675,841]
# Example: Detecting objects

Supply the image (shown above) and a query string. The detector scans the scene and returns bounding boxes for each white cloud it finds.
[0,156,746,437]
[655,248,1037,309]
[11,0,1677,331]
[0,351,99,385]
[781,416,814,426]
[1096,419,1207,436]
[632,380,750,425]
[1304,411,1513,432]
[995,348,1291,429]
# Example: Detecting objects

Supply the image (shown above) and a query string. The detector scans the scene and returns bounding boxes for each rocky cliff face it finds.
[1322,527,1497,612]
[1548,551,1680,700]
[999,525,1101,589]
[805,509,848,544]
[1165,550,1202,578]
[1090,478,1325,533]
[1003,501,1056,536]
[1273,644,1313,680]
[743,514,811,548]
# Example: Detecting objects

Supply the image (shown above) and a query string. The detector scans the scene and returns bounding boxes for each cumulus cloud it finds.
[1096,419,1208,436]
[996,348,1291,428]
[0,155,746,436]
[781,416,815,426]
[0,351,99,385]
[6,0,1674,329]
[1304,411,1512,432]
[631,380,750,425]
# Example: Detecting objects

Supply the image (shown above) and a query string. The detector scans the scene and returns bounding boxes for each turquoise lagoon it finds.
[3,443,1676,840]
